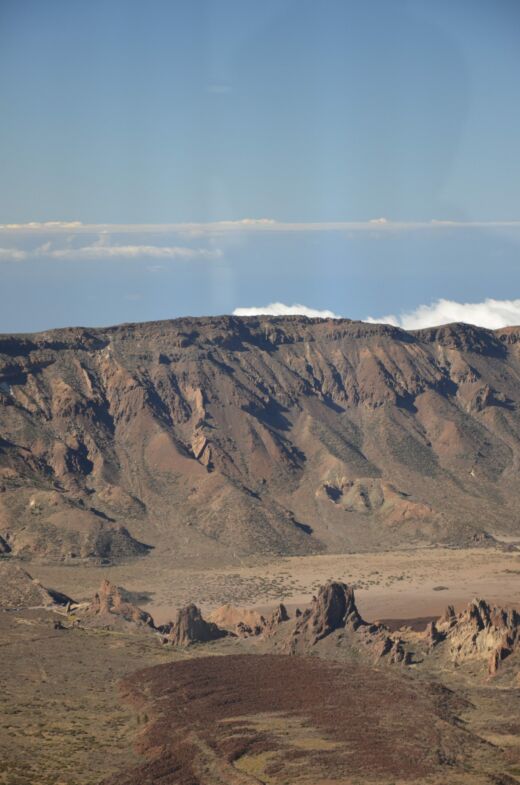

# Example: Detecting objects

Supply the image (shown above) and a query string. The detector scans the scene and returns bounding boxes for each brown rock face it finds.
[263,603,290,637]
[438,605,457,628]
[372,635,412,664]
[437,598,520,674]
[269,602,289,625]
[292,581,365,646]
[87,579,154,628]
[2,316,520,562]
[167,604,229,647]
[423,620,445,648]
[285,581,413,665]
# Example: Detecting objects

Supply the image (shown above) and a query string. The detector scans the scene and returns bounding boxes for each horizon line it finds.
[2,218,520,234]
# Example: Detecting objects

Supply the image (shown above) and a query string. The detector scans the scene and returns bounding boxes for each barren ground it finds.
[3,547,520,784]
[33,546,520,624]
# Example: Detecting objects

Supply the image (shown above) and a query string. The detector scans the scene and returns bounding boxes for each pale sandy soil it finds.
[33,546,520,625]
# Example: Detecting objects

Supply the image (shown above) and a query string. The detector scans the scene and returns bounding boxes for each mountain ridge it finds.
[1,315,520,563]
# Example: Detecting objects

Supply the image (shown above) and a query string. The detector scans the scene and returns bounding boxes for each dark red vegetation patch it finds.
[104,654,486,785]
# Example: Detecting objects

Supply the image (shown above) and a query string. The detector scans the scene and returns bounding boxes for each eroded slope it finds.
[2,316,520,561]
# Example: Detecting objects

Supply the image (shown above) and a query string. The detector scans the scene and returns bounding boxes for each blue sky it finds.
[0,1,520,331]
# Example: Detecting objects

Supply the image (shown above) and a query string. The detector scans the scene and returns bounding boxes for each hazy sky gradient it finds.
[0,1,519,331]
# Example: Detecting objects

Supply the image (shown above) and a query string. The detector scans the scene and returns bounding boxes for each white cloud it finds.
[0,240,222,262]
[222,218,277,226]
[1,221,83,231]
[42,243,222,260]
[0,248,29,261]
[233,302,341,318]
[366,298,520,330]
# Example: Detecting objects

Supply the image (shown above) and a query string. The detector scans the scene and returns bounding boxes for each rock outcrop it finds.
[372,635,412,664]
[438,605,457,628]
[423,620,445,648]
[285,581,411,664]
[167,604,229,647]
[85,579,155,629]
[262,603,290,637]
[290,582,365,648]
[436,598,520,675]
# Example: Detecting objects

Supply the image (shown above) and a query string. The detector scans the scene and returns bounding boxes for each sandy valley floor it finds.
[33,546,520,626]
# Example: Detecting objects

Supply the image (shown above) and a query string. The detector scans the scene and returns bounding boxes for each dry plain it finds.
[33,545,520,623]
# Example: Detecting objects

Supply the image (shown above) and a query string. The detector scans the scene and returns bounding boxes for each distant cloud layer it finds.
[366,298,520,330]
[233,302,341,318]
[3,219,520,235]
[44,243,222,260]
[0,248,28,261]
[0,240,221,263]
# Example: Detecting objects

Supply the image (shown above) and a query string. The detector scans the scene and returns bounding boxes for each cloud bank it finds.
[0,241,221,263]
[366,298,520,330]
[44,243,221,261]
[234,298,520,329]
[0,221,84,231]
[233,302,341,318]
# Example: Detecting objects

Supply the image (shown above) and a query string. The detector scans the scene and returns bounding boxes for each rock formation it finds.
[423,620,445,648]
[285,581,411,664]
[290,582,365,647]
[167,604,229,646]
[262,603,290,637]
[438,605,457,628]
[85,579,155,629]
[436,598,520,675]
[372,635,412,664]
